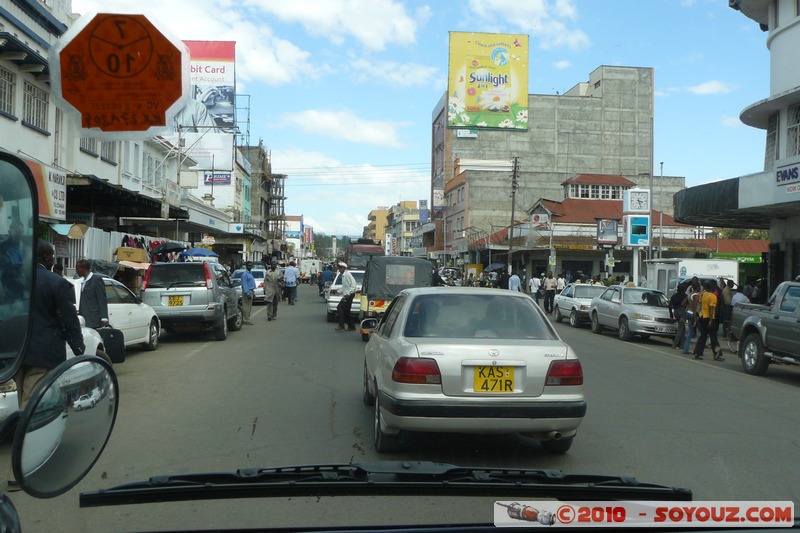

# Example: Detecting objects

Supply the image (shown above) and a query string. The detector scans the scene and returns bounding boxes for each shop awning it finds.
[67,174,188,220]
[50,223,89,239]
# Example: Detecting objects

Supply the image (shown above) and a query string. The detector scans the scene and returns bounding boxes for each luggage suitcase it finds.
[96,327,125,364]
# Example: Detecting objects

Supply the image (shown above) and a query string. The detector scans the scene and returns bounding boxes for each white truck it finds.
[646,258,740,296]
[299,259,322,284]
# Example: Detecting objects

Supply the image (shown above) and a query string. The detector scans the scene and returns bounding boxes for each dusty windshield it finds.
[3,0,798,531]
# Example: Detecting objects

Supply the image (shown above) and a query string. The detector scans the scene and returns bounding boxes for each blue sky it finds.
[72,0,770,236]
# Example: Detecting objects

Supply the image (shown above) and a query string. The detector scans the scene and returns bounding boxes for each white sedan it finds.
[553,283,608,327]
[363,287,586,454]
[68,277,161,351]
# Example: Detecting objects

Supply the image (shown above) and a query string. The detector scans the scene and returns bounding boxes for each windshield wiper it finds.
[80,462,691,507]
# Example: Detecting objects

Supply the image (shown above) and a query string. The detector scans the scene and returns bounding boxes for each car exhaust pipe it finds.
[547,431,562,440]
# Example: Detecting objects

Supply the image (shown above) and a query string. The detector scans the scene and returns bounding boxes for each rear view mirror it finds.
[0,153,38,383]
[12,355,118,498]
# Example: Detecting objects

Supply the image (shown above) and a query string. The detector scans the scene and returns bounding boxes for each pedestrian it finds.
[0,219,25,303]
[508,271,522,292]
[52,263,64,277]
[319,264,334,297]
[8,240,85,492]
[240,261,256,325]
[478,270,486,287]
[731,287,750,306]
[707,279,723,360]
[466,273,475,287]
[670,282,687,350]
[528,273,541,305]
[432,267,445,287]
[75,258,109,329]
[284,260,300,304]
[693,281,723,361]
[264,258,284,321]
[682,277,701,354]
[543,271,558,314]
[556,272,566,294]
[721,279,735,336]
[498,269,510,290]
[334,261,357,332]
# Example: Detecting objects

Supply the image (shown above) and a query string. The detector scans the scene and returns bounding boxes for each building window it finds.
[101,141,117,163]
[611,186,621,200]
[601,185,610,199]
[80,137,98,155]
[569,184,578,198]
[579,184,590,198]
[134,143,140,177]
[590,185,600,199]
[0,67,15,116]
[23,81,48,130]
[786,107,800,158]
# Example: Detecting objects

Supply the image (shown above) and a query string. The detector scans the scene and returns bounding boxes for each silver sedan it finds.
[553,283,607,327]
[363,287,586,454]
[589,285,677,341]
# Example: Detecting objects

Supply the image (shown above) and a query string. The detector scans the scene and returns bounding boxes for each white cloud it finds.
[552,60,571,70]
[687,80,736,95]
[722,115,742,128]
[466,0,590,50]
[350,58,439,87]
[278,110,407,148]
[244,0,420,51]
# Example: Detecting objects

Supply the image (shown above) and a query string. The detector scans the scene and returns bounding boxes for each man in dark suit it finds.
[75,258,109,329]
[17,240,85,408]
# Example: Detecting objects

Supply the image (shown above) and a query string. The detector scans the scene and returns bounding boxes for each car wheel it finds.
[141,319,160,351]
[618,317,632,341]
[569,310,579,328]
[362,362,375,406]
[214,310,228,341]
[554,306,563,323]
[374,393,401,453]
[590,312,603,334]
[228,305,243,331]
[541,436,574,454]
[741,333,769,375]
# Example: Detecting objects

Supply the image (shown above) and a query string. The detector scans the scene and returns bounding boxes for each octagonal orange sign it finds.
[58,13,185,132]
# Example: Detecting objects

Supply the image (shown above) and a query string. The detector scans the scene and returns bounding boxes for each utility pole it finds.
[659,161,664,258]
[507,156,519,274]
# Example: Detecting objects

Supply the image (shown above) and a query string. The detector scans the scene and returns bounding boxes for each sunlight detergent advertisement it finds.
[447,32,529,130]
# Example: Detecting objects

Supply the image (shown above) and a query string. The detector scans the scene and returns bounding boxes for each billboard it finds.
[596,219,618,245]
[447,32,529,130]
[419,200,429,224]
[167,41,235,171]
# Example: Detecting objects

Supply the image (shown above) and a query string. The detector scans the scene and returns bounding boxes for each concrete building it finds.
[364,207,389,245]
[676,0,800,294]
[385,201,420,256]
[425,65,687,266]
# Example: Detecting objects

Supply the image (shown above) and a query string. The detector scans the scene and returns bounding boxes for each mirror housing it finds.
[11,355,118,498]
[361,318,378,331]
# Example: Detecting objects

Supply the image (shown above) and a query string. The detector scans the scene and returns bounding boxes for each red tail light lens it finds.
[142,265,153,291]
[203,263,214,289]
[392,357,442,384]
[258,282,264,288]
[545,360,583,386]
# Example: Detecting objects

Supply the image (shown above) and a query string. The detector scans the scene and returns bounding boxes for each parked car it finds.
[72,394,96,411]
[141,262,243,341]
[362,287,586,453]
[326,270,365,322]
[68,277,161,351]
[731,281,800,375]
[0,317,104,423]
[589,285,676,341]
[231,268,267,303]
[553,283,607,327]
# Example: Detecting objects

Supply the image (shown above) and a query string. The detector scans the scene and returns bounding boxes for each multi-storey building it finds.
[385,201,420,256]
[363,207,388,245]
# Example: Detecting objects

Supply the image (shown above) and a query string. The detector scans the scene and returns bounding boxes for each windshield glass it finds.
[6,1,795,530]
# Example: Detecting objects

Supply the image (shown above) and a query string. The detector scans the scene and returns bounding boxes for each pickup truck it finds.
[732,281,800,375]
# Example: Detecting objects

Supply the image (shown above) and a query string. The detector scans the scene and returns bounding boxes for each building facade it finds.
[385,201,420,256]
[364,207,388,245]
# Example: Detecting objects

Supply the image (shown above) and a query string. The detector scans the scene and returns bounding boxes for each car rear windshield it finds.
[574,285,606,299]
[146,264,208,288]
[404,294,556,340]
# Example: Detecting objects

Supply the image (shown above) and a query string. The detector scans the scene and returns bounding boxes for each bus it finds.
[344,239,385,270]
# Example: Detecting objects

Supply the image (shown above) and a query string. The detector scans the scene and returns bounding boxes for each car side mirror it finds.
[1,355,118,498]
[0,153,38,384]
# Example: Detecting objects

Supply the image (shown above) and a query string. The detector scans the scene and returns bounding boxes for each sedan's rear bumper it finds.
[378,391,586,433]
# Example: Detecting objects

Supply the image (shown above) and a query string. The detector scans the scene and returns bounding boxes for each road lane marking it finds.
[185,341,211,359]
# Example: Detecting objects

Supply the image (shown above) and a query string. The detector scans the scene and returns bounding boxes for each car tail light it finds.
[258,282,264,288]
[203,263,214,289]
[545,360,583,386]
[392,357,441,385]
[329,289,339,296]
[142,265,153,291]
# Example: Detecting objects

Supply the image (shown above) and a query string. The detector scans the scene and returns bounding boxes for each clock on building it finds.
[623,189,650,213]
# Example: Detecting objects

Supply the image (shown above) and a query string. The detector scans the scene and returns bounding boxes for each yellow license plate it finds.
[474,366,514,393]
[167,295,184,307]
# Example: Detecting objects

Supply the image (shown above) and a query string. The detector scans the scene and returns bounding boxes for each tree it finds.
[714,228,769,240]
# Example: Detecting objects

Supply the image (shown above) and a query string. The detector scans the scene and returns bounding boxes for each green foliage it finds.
[713,228,769,240]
